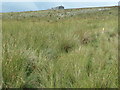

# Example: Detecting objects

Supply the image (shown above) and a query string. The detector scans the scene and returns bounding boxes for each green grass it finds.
[2,6,118,88]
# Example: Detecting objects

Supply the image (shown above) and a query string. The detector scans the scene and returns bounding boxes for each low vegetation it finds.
[2,6,118,88]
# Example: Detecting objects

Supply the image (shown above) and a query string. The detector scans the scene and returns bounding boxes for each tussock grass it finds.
[2,6,118,88]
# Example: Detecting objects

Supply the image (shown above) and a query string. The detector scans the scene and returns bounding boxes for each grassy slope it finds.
[2,6,118,88]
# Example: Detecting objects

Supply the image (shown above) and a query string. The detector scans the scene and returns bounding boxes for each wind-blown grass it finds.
[2,6,118,88]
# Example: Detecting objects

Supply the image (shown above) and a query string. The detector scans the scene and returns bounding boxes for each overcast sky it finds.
[1,0,120,2]
[1,0,119,12]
